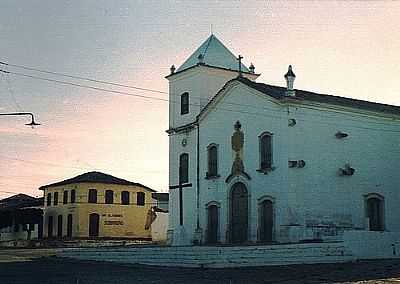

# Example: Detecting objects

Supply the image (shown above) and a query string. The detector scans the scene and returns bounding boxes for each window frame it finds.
[63,190,68,204]
[70,189,76,204]
[121,191,130,205]
[206,144,219,179]
[258,131,274,172]
[46,192,52,206]
[137,192,145,206]
[53,192,59,206]
[180,92,189,115]
[88,189,97,204]
[105,190,114,204]
[364,193,385,231]
[179,153,189,184]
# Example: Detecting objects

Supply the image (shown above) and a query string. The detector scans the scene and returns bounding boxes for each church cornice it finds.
[166,121,197,135]
[165,63,260,80]
[196,76,400,124]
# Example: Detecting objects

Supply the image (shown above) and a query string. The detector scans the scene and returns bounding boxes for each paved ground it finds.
[1,249,400,283]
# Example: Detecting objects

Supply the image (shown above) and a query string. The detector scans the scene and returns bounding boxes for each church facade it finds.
[166,35,400,246]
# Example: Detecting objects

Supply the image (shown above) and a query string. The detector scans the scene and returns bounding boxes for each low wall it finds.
[344,230,400,259]
[151,213,168,242]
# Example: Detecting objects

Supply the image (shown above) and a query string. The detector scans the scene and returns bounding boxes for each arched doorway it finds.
[47,215,53,238]
[207,204,219,244]
[367,197,384,231]
[89,213,100,237]
[67,214,73,238]
[57,215,63,238]
[230,182,248,243]
[259,200,273,242]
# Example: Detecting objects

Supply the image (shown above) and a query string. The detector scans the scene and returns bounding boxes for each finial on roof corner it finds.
[284,65,296,96]
[237,55,244,77]
[170,64,176,74]
[249,63,255,74]
[284,65,296,78]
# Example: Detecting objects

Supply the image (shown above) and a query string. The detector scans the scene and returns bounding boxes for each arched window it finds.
[88,189,97,204]
[366,194,384,231]
[63,191,68,204]
[121,191,130,205]
[137,192,145,206]
[105,190,114,204]
[46,192,51,206]
[70,189,76,204]
[179,153,189,183]
[259,132,273,170]
[180,92,189,115]
[53,192,59,206]
[207,144,218,178]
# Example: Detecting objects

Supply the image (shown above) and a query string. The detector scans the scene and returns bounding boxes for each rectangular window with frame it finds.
[63,191,68,204]
[179,153,189,183]
[260,133,273,170]
[54,192,59,206]
[88,189,97,204]
[47,192,52,206]
[137,192,145,206]
[180,92,189,115]
[121,191,130,205]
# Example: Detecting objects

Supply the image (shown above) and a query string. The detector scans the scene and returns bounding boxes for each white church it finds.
[166,35,400,247]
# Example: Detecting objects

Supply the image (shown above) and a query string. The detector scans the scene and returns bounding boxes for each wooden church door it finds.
[259,200,273,242]
[207,205,219,244]
[230,183,248,243]
[89,213,99,237]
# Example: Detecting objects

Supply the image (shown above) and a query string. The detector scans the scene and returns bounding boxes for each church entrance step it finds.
[59,242,355,268]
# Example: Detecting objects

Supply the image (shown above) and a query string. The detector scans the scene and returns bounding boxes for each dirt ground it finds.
[0,248,400,283]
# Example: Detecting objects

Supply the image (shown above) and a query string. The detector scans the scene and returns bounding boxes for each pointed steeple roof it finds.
[176,35,250,73]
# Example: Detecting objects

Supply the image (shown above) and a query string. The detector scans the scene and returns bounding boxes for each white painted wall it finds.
[167,67,400,246]
[151,212,168,242]
[343,230,400,259]
[0,224,40,243]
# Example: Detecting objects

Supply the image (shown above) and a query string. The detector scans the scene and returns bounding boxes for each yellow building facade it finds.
[40,172,155,240]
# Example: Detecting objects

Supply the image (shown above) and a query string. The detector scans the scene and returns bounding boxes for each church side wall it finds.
[287,104,400,239]
[197,84,400,244]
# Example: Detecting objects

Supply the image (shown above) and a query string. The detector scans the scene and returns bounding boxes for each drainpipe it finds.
[196,120,200,230]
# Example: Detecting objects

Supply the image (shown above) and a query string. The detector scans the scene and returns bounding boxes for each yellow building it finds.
[39,171,155,240]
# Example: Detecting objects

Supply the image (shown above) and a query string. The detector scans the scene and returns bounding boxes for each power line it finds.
[0,69,170,103]
[3,60,399,124]
[0,154,166,176]
[3,73,23,112]
[0,60,282,113]
[1,68,400,133]
[0,61,168,95]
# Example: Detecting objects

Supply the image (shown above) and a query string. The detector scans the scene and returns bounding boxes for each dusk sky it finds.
[0,1,399,198]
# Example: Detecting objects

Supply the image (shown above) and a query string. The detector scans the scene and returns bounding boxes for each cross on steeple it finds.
[237,55,243,77]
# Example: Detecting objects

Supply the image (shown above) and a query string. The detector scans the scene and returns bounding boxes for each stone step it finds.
[59,242,354,268]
